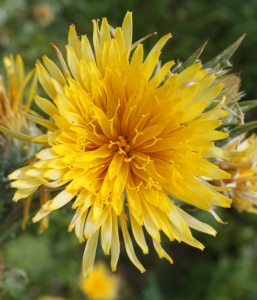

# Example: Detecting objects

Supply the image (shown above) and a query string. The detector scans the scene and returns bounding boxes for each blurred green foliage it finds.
[2,208,257,299]
[1,0,257,299]
[1,0,257,104]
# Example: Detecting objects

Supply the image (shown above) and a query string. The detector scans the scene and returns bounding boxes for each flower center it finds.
[117,135,130,153]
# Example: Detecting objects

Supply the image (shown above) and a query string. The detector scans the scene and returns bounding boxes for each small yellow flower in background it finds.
[37,296,65,300]
[80,261,120,300]
[2,12,233,276]
[216,135,257,214]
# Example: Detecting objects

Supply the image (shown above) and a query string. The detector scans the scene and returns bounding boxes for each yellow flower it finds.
[3,12,232,276]
[216,135,257,214]
[37,296,65,300]
[80,261,120,300]
[0,54,37,132]
[0,55,50,232]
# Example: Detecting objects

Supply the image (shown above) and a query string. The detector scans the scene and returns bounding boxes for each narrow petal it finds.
[130,212,149,254]
[144,34,172,66]
[101,212,112,255]
[83,228,100,278]
[81,35,96,63]
[43,55,66,86]
[110,215,120,271]
[0,126,47,145]
[13,187,38,202]
[177,207,216,236]
[122,11,133,57]
[68,24,82,59]
[34,95,59,116]
[153,240,173,263]
[20,111,58,131]
[120,213,146,273]
[36,61,56,100]
[49,190,75,210]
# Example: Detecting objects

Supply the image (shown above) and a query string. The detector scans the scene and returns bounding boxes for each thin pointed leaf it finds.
[204,34,246,69]
[172,42,207,73]
[216,121,257,147]
[182,41,207,69]
[238,100,257,113]
[218,123,239,129]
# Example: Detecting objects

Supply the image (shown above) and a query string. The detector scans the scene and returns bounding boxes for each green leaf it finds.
[204,34,246,69]
[238,100,257,113]
[216,121,257,147]
[182,41,207,69]
[172,41,207,73]
[218,123,239,129]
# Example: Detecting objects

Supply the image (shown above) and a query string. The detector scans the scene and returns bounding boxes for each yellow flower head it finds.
[80,261,120,300]
[0,55,50,232]
[6,12,232,276]
[0,54,37,132]
[217,135,257,214]
[0,54,40,179]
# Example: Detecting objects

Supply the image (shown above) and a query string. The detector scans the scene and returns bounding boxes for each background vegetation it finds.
[1,0,257,299]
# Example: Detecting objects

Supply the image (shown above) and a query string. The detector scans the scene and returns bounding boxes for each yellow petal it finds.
[13,187,38,202]
[43,55,66,86]
[20,111,58,131]
[144,33,171,66]
[153,240,173,263]
[177,207,216,236]
[68,24,82,59]
[84,206,111,239]
[130,212,149,254]
[100,212,112,255]
[36,61,56,100]
[110,215,120,271]
[34,95,59,116]
[0,126,47,145]
[83,228,100,278]
[130,44,144,67]
[120,213,146,273]
[32,207,52,223]
[148,61,175,90]
[122,11,133,57]
[81,35,96,63]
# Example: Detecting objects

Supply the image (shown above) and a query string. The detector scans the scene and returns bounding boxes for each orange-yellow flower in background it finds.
[217,135,257,214]
[80,261,120,300]
[33,3,55,26]
[2,12,233,277]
